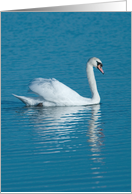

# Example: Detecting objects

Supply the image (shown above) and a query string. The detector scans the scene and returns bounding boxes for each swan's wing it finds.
[29,78,81,105]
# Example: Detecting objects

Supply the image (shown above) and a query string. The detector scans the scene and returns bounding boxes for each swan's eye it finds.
[97,61,103,67]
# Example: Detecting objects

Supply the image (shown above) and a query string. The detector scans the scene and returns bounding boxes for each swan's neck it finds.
[86,63,100,102]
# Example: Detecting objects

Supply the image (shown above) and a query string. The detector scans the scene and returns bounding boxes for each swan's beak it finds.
[97,64,104,74]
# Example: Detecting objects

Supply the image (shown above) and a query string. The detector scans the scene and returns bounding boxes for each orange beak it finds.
[97,64,104,74]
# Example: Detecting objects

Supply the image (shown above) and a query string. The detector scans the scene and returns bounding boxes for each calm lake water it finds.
[1,12,131,192]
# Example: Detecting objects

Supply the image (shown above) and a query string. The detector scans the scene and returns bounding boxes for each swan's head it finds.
[87,57,104,74]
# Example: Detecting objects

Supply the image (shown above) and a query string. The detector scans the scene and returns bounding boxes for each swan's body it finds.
[13,57,104,107]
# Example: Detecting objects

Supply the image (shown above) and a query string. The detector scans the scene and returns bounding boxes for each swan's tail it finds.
[13,94,32,106]
[13,94,42,106]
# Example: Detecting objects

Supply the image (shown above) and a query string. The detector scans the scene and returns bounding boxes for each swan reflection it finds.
[87,104,104,150]
[86,104,106,189]
[19,106,91,143]
[18,105,104,148]
[18,104,104,155]
[17,104,106,188]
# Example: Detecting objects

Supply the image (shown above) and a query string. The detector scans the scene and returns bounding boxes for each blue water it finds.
[1,12,131,192]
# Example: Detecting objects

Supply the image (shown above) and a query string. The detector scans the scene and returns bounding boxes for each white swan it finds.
[13,57,104,107]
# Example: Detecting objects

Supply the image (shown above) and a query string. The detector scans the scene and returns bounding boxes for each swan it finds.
[13,57,104,107]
